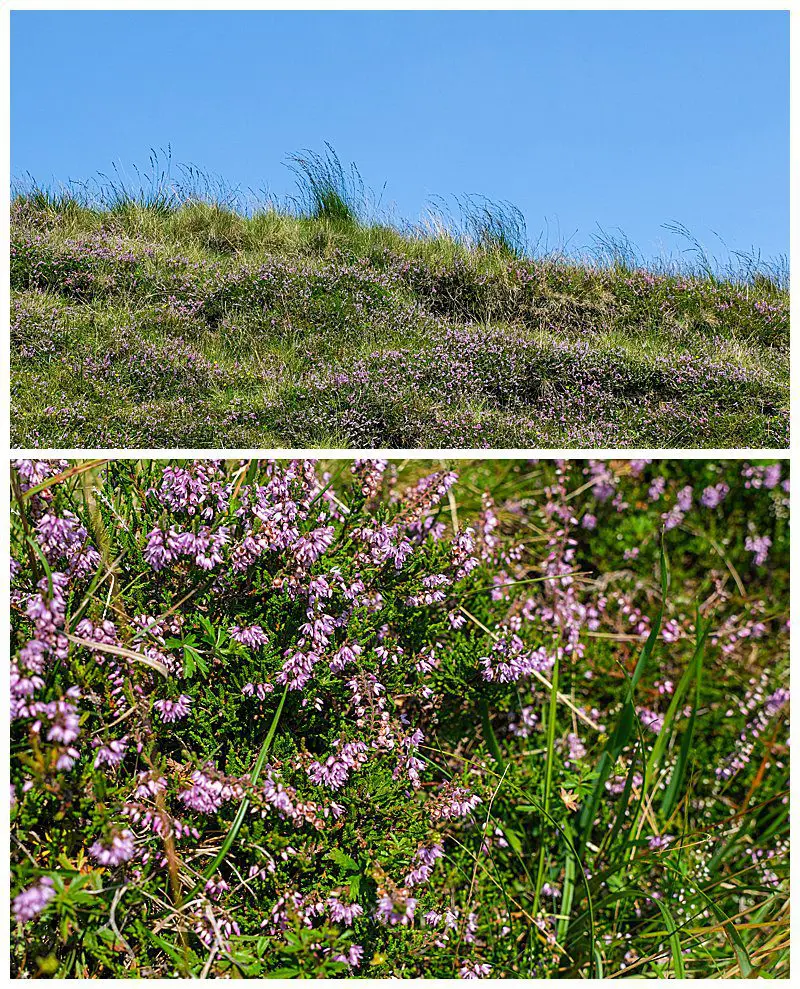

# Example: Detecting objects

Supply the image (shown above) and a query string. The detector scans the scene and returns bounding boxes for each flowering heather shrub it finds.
[10,198,788,449]
[10,458,788,977]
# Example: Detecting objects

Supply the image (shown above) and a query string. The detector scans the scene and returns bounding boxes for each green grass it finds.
[10,156,789,448]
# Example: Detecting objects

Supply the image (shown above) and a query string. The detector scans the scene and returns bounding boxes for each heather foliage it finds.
[10,458,789,977]
[10,170,788,448]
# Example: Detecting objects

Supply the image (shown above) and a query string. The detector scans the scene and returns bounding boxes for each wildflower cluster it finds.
[10,458,789,978]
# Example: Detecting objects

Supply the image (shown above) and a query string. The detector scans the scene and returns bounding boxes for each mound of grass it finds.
[10,155,789,448]
[10,457,789,977]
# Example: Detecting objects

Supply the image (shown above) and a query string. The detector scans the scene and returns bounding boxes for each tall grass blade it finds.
[533,648,559,913]
[198,685,288,887]
[646,610,709,783]
[651,897,686,977]
[661,615,706,818]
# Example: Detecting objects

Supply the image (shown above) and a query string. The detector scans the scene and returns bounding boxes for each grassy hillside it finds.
[11,156,789,449]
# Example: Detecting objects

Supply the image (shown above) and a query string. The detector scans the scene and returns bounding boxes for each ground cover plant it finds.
[10,456,789,978]
[10,150,789,448]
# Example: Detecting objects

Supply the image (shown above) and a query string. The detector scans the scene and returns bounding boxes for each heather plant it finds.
[10,153,789,449]
[10,457,789,978]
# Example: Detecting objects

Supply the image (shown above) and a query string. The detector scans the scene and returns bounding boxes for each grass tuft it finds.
[286,142,365,224]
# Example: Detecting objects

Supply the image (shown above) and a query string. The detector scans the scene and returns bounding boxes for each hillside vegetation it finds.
[10,151,789,449]
[10,457,789,977]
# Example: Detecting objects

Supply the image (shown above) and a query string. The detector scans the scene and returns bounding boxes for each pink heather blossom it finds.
[327,896,364,925]
[229,624,270,648]
[460,961,493,978]
[717,688,789,781]
[12,878,55,922]
[406,842,444,886]
[154,695,192,722]
[94,736,128,768]
[308,740,368,789]
[745,534,772,567]
[637,707,664,734]
[329,642,362,672]
[375,891,417,926]
[90,830,136,866]
[480,638,553,684]
[179,768,243,814]
[352,458,388,499]
[701,483,730,508]
[430,784,482,821]
[661,619,681,643]
[661,505,684,530]
[242,681,274,699]
[333,944,365,968]
[35,511,101,578]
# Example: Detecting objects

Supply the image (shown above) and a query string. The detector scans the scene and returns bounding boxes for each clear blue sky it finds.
[11,10,789,263]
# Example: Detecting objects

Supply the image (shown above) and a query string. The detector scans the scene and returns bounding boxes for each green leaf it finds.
[328,848,359,872]
[651,897,685,978]
[661,619,705,818]
[647,611,709,783]
[182,644,208,679]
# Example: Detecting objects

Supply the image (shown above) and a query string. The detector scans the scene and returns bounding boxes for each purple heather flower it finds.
[375,891,416,926]
[90,830,136,867]
[345,945,364,968]
[329,642,362,673]
[745,534,772,567]
[701,483,730,508]
[94,736,128,769]
[242,681,274,699]
[327,897,364,926]
[12,878,55,922]
[294,526,336,567]
[229,624,269,648]
[460,961,493,979]
[676,485,693,512]
[308,740,367,790]
[154,695,192,722]
[405,842,444,886]
[35,511,101,579]
[333,944,364,968]
[430,784,482,821]
[178,768,242,814]
[661,507,684,530]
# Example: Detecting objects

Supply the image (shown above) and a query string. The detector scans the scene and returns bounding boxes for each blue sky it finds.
[11,10,789,263]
